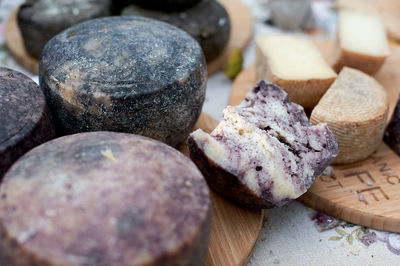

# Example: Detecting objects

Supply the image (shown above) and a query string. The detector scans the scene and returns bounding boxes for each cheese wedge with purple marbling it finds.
[188,81,338,209]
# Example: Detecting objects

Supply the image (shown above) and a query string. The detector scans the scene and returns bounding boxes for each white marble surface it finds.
[1,0,400,264]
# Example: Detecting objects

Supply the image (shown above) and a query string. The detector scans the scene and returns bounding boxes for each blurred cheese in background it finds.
[333,9,389,75]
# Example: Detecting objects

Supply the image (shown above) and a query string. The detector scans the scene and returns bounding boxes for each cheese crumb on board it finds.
[311,67,388,164]
[256,34,337,109]
[333,10,389,75]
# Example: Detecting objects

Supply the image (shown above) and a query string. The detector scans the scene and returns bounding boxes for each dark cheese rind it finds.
[0,67,55,178]
[122,0,230,62]
[0,132,211,266]
[114,0,202,12]
[385,96,400,155]
[39,16,207,147]
[17,0,111,59]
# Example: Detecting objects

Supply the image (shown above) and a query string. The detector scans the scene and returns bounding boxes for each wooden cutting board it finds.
[180,113,264,266]
[5,0,252,76]
[229,41,400,233]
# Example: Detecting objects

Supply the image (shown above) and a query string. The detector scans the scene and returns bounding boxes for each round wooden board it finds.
[180,113,264,266]
[5,0,252,76]
[230,41,400,233]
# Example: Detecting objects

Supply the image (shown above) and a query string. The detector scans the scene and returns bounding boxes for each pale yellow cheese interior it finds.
[339,10,389,57]
[256,35,336,80]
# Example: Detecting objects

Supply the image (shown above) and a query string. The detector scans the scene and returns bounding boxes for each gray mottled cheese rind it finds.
[39,16,207,147]
[0,67,55,178]
[122,0,230,62]
[0,132,211,266]
[17,0,111,59]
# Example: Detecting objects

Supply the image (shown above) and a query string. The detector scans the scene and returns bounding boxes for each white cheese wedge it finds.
[333,10,389,75]
[256,34,337,109]
[311,67,388,164]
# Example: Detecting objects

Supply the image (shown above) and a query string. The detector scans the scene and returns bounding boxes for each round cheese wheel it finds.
[0,67,54,177]
[17,0,112,59]
[122,0,230,62]
[0,132,211,266]
[39,16,207,147]
[114,0,201,12]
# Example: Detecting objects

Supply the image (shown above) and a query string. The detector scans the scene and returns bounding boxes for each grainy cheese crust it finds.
[311,67,388,164]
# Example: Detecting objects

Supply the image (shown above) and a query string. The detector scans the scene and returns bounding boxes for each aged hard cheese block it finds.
[0,132,211,266]
[384,96,400,155]
[18,0,111,59]
[311,67,388,164]
[122,0,230,62]
[0,67,54,177]
[256,35,337,109]
[188,81,338,208]
[39,16,206,147]
[333,10,389,75]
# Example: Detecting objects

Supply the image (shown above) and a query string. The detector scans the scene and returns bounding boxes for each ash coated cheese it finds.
[122,0,230,62]
[0,67,54,177]
[311,67,388,164]
[188,81,338,208]
[39,16,206,147]
[0,132,211,266]
[130,0,201,11]
[333,10,389,75]
[256,35,337,109]
[385,96,400,155]
[17,0,111,59]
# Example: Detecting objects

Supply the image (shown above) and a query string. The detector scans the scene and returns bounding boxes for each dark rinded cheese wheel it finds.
[385,95,400,155]
[17,0,111,59]
[0,67,54,178]
[113,0,201,13]
[39,16,207,147]
[0,132,211,266]
[122,0,230,62]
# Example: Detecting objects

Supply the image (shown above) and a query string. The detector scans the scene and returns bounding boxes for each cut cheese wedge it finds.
[333,10,389,75]
[311,67,389,164]
[256,34,337,109]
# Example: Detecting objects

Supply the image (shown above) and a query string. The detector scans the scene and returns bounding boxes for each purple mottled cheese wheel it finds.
[188,81,338,208]
[0,132,211,266]
[0,67,54,178]
[385,95,400,155]
[39,16,206,147]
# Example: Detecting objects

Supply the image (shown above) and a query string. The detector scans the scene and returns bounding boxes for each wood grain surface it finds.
[229,41,400,232]
[5,0,253,76]
[180,113,264,266]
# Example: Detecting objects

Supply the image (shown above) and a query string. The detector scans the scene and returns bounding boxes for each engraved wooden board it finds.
[180,113,264,266]
[5,0,253,76]
[229,41,400,232]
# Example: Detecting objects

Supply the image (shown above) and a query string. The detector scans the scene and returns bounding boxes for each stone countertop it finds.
[0,0,399,264]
